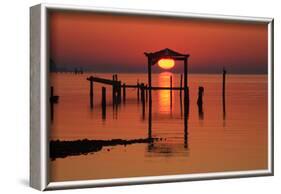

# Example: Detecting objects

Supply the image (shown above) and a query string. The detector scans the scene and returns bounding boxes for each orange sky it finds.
[49,11,268,74]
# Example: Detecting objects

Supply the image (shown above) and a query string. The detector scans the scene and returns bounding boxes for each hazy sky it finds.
[49,11,268,74]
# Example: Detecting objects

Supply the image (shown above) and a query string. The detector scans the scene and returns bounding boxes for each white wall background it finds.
[0,0,279,193]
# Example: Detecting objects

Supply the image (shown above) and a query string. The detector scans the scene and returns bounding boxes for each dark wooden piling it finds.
[102,87,106,120]
[197,86,204,106]
[180,74,183,100]
[183,58,189,134]
[50,86,59,122]
[145,84,148,102]
[86,76,94,109]
[117,81,121,104]
[137,80,140,102]
[147,58,152,139]
[123,83,126,103]
[112,75,116,107]
[222,68,227,119]
[180,74,183,118]
[141,83,145,119]
[140,84,145,103]
[50,86,54,121]
[197,86,204,120]
[170,75,173,110]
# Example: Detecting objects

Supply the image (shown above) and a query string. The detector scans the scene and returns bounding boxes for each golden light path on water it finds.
[158,72,174,114]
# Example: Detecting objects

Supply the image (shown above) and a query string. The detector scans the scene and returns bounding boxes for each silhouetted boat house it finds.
[144,48,190,137]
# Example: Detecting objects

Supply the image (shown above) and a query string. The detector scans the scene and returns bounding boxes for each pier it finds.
[50,48,228,149]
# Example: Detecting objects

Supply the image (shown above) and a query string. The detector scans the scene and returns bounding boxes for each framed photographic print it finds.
[30,3,274,191]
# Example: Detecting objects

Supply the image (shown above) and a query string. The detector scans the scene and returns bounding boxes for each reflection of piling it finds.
[141,83,145,119]
[184,123,188,149]
[123,83,126,103]
[222,68,226,119]
[197,86,204,120]
[102,87,106,120]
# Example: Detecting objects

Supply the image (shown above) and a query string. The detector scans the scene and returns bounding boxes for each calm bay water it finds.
[50,73,268,181]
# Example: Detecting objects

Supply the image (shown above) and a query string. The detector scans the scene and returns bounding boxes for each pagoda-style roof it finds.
[144,48,189,65]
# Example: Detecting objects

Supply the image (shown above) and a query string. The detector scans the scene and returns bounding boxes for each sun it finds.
[158,59,175,70]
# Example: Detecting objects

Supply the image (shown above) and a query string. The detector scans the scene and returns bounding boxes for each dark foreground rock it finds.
[50,138,160,160]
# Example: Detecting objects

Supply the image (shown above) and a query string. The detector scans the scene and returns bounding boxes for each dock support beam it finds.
[117,81,121,104]
[197,86,204,120]
[112,75,116,107]
[50,86,59,122]
[170,75,173,110]
[123,83,126,103]
[141,83,145,119]
[184,58,189,134]
[222,68,226,119]
[50,87,54,121]
[180,74,183,101]
[89,77,94,109]
[102,87,106,120]
[137,80,140,102]
[148,58,152,139]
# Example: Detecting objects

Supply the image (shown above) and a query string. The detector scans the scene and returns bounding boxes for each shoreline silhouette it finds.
[50,138,162,160]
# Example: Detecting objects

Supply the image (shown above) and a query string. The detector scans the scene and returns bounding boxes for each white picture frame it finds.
[30,3,274,191]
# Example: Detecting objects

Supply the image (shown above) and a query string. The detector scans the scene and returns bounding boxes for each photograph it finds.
[47,9,270,182]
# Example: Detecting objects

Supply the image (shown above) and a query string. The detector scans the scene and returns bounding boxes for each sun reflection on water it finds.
[158,72,174,114]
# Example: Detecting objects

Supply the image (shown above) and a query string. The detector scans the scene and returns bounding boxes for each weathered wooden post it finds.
[180,74,183,100]
[115,74,120,104]
[102,87,106,120]
[112,75,116,107]
[90,79,93,109]
[140,84,145,103]
[50,86,59,122]
[123,83,126,103]
[50,86,54,121]
[222,68,226,119]
[137,80,140,102]
[141,83,145,119]
[117,81,122,104]
[197,86,204,106]
[170,75,173,110]
[86,76,94,109]
[148,57,152,139]
[179,74,183,117]
[145,84,148,102]
[183,58,189,135]
[197,86,204,120]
